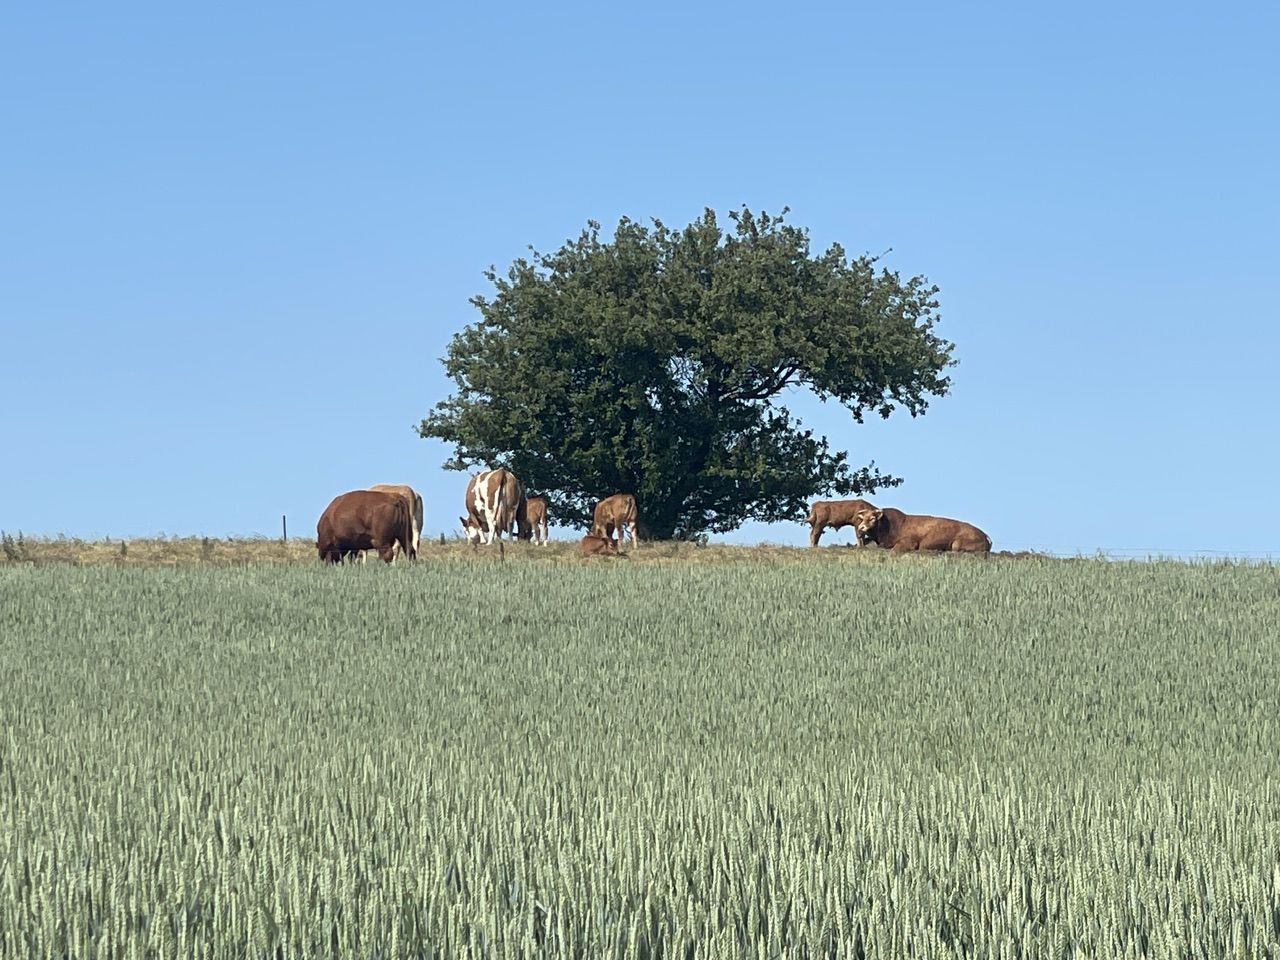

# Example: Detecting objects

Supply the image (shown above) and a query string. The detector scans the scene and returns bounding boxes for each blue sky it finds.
[3,2,1277,555]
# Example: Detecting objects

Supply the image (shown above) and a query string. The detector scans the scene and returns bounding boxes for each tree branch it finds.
[723,364,801,402]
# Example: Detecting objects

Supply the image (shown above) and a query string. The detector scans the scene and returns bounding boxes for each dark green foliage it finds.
[420,208,955,538]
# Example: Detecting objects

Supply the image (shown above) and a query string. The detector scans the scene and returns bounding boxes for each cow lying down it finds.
[578,532,625,558]
[854,506,991,553]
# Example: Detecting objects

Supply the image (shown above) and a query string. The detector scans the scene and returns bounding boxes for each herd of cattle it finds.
[315,468,991,563]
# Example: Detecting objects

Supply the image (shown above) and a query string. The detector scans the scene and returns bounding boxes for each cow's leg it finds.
[809,522,823,547]
[629,520,639,549]
[378,542,396,563]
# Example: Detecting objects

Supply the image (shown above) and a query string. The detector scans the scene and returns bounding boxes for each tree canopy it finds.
[419,207,956,540]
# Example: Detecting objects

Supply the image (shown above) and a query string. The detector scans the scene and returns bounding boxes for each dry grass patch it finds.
[1,533,1051,568]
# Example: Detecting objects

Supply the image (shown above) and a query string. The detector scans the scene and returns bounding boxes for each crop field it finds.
[2,551,1279,958]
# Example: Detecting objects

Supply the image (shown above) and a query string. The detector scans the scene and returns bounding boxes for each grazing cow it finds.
[361,483,423,561]
[461,469,525,546]
[591,493,639,549]
[578,532,621,557]
[317,490,416,564]
[806,498,877,547]
[518,495,550,546]
[853,505,992,553]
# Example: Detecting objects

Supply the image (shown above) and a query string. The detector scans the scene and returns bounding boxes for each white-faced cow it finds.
[317,490,416,564]
[461,469,526,546]
[591,493,639,549]
[518,495,550,546]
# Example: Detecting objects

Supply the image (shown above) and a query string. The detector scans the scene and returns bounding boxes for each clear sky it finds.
[3,2,1277,555]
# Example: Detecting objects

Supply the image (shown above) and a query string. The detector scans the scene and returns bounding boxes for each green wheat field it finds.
[2,548,1279,958]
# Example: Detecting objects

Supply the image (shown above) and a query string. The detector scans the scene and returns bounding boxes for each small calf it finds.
[578,532,621,557]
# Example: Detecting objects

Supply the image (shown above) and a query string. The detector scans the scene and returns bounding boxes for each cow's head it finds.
[853,507,884,543]
[460,516,483,545]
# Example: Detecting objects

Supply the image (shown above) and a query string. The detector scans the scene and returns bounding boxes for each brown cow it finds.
[518,495,549,546]
[317,490,416,564]
[461,469,525,546]
[368,483,423,556]
[591,493,639,549]
[577,532,621,557]
[853,505,992,553]
[357,482,423,563]
[806,498,876,547]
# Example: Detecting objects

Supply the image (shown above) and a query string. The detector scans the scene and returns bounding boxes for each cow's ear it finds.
[874,509,884,521]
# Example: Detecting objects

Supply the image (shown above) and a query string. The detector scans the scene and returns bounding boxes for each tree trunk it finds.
[637,516,678,542]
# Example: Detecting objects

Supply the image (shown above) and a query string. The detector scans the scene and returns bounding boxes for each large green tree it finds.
[420,207,955,540]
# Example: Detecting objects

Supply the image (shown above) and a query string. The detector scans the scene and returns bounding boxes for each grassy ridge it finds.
[0,534,802,566]
[2,558,1279,957]
[0,534,1048,567]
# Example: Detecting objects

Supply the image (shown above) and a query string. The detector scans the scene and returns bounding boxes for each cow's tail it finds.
[398,497,416,560]
[492,471,508,540]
